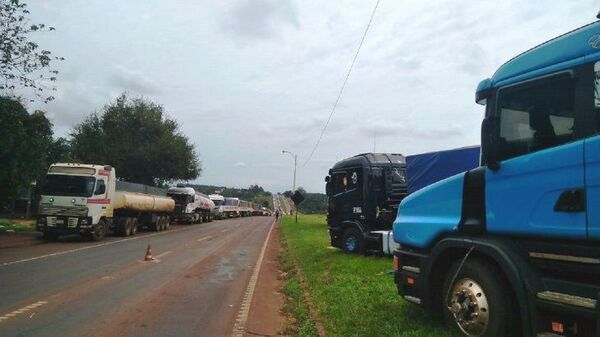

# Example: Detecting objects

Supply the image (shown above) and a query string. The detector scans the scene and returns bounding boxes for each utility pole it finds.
[282,150,297,192]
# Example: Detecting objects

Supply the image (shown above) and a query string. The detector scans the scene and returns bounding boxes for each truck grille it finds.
[39,205,89,217]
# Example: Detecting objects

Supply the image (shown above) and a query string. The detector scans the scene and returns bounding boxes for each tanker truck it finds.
[167,185,215,224]
[36,163,175,241]
[209,194,225,219]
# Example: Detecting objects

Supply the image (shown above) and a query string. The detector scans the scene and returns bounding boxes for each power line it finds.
[301,0,381,168]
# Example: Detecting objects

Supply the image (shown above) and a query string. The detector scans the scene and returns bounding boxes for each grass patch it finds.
[0,219,36,233]
[280,225,320,337]
[280,214,459,337]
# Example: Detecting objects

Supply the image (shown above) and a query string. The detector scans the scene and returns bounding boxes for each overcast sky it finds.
[22,0,598,193]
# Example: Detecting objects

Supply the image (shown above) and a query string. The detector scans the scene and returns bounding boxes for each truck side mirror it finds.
[481,117,500,171]
[324,176,330,182]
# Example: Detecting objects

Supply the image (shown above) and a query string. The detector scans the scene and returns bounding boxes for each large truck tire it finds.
[164,216,170,230]
[342,227,365,254]
[130,218,138,235]
[153,217,162,231]
[442,257,515,337]
[90,219,107,241]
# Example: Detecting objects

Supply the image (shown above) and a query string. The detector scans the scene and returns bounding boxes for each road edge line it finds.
[231,219,276,337]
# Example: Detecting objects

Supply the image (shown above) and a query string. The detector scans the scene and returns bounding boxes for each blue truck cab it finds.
[393,18,600,337]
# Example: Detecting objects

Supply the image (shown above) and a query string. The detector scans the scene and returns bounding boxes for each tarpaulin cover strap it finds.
[406,146,480,194]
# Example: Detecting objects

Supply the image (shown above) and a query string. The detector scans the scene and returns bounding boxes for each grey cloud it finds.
[357,120,463,140]
[223,0,300,39]
[108,66,161,96]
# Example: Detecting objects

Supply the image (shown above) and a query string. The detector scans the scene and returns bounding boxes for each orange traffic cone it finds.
[144,243,154,261]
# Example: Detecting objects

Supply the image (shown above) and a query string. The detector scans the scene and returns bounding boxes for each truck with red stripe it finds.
[36,163,175,241]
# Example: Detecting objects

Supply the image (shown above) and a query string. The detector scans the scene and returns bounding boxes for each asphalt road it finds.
[0,216,275,337]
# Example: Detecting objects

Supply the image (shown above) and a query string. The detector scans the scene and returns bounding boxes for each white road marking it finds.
[197,235,213,242]
[221,229,229,233]
[154,250,172,259]
[231,219,276,337]
[0,227,190,267]
[0,301,48,323]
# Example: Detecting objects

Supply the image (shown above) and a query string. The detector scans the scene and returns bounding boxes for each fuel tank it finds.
[113,191,175,213]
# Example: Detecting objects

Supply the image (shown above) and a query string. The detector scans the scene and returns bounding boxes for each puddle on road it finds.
[211,257,234,283]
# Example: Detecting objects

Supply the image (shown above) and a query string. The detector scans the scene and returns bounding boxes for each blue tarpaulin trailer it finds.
[406,146,480,194]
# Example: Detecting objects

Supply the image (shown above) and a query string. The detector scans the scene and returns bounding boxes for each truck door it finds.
[329,169,363,223]
[585,61,600,239]
[486,71,587,239]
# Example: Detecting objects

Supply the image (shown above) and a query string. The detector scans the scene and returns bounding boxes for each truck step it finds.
[401,266,420,273]
[537,291,597,309]
[403,296,421,304]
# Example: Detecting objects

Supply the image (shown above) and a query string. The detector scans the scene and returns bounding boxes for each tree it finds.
[0,0,64,103]
[70,94,201,186]
[0,96,53,206]
[47,137,71,163]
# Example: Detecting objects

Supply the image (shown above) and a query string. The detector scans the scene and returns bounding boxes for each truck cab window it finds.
[497,75,575,161]
[94,179,106,195]
[332,173,347,194]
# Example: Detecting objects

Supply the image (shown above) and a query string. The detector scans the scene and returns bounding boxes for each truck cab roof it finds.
[476,20,600,99]
[48,163,113,176]
[330,153,405,172]
[167,186,195,195]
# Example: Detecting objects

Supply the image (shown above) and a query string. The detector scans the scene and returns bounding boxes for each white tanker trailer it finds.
[167,185,215,224]
[36,163,175,241]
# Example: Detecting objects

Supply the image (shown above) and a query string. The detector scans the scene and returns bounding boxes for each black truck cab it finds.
[325,153,408,253]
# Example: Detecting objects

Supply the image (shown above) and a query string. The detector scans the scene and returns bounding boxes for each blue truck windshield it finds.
[42,174,96,197]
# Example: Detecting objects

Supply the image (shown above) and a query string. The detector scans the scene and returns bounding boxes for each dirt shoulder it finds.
[244,222,286,337]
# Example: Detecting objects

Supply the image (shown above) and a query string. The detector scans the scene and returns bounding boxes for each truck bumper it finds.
[172,214,195,223]
[328,226,343,249]
[393,249,428,307]
[37,215,93,235]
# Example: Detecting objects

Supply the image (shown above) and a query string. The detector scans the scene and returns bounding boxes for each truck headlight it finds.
[80,218,89,225]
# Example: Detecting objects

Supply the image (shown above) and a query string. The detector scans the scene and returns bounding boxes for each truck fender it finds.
[424,237,534,337]
[341,220,366,237]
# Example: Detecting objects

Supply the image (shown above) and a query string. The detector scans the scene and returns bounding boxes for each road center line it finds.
[197,235,213,242]
[0,226,190,268]
[154,250,172,259]
[231,219,276,337]
[0,301,48,323]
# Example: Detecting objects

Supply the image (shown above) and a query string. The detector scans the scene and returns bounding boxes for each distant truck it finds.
[326,150,480,254]
[167,185,215,224]
[325,153,408,254]
[222,197,241,218]
[37,163,174,241]
[393,17,600,337]
[209,194,225,219]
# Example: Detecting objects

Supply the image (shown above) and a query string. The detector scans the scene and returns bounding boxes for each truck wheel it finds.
[153,217,162,232]
[442,257,514,337]
[164,216,170,230]
[342,227,365,254]
[124,218,132,236]
[130,218,138,235]
[91,220,106,241]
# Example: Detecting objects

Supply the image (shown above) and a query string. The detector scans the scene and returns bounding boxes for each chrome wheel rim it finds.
[448,278,489,336]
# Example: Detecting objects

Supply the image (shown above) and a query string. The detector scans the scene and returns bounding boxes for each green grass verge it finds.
[280,214,459,337]
[0,219,36,233]
[280,229,320,337]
